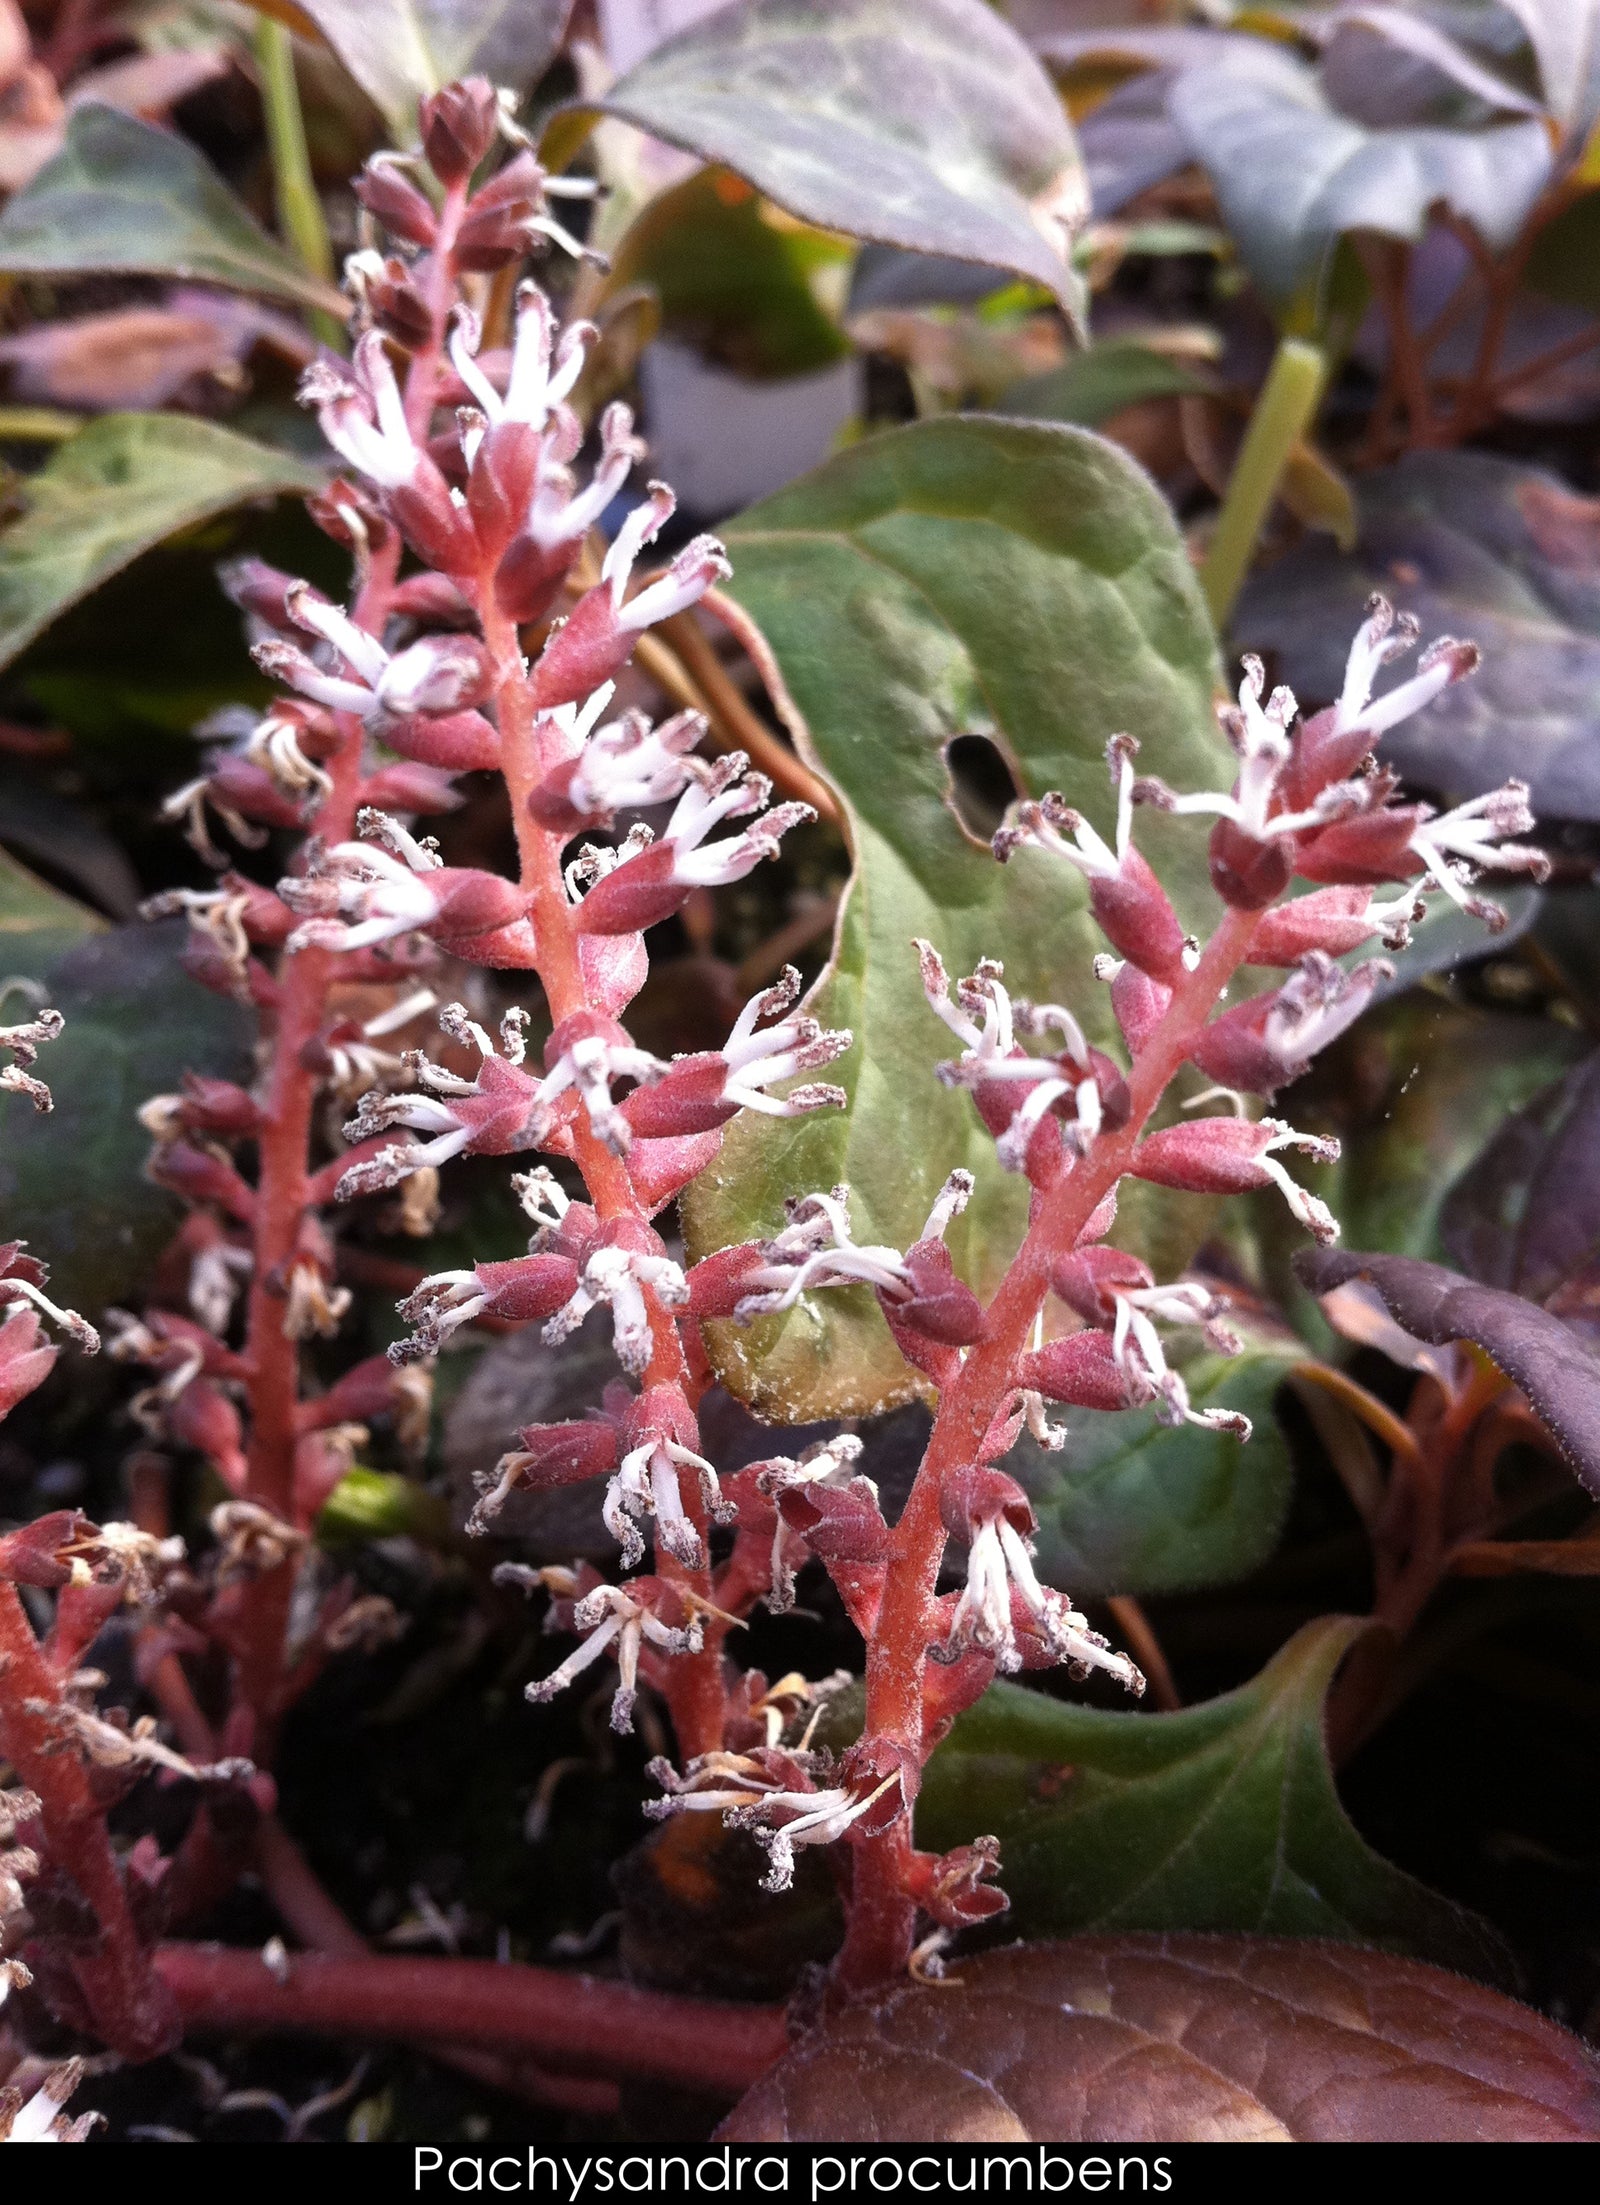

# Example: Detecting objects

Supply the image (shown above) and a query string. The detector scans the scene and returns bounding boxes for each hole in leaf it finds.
[943,733,1020,843]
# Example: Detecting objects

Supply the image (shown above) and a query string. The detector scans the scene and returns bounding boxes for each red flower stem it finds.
[152,1942,788,2097]
[479,599,725,1759]
[232,222,466,1724]
[837,901,1262,1991]
[0,1582,176,2055]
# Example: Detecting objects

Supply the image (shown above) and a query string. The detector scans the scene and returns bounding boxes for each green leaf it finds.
[0,413,322,674]
[317,1466,451,1546]
[681,416,1229,1419]
[0,104,346,315]
[1524,186,1600,313]
[0,845,103,980]
[1169,46,1552,311]
[1000,339,1211,427]
[1012,1327,1303,1598]
[561,0,1089,329]
[0,923,251,1317]
[290,0,574,145]
[604,165,849,379]
[915,1617,1510,1981]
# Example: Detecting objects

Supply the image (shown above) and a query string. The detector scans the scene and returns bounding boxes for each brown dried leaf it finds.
[720,1937,1600,2141]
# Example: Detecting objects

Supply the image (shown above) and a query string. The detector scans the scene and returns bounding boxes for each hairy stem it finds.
[484,601,726,1758]
[152,1943,787,2096]
[836,902,1261,1991]
[0,1583,176,2056]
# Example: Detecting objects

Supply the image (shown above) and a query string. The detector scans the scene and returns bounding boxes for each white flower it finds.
[732,1184,937,1320]
[716,967,852,1117]
[950,1513,1145,1691]
[280,839,443,953]
[449,286,591,445]
[993,734,1137,880]
[1407,782,1545,922]
[645,1752,901,1894]
[0,2059,94,2143]
[513,1570,702,1734]
[1332,595,1478,741]
[1109,1282,1251,1436]
[544,1242,689,1376]
[300,332,423,491]
[604,1432,730,1569]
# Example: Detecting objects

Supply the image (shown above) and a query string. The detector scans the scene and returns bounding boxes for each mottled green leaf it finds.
[1234,449,1600,819]
[0,924,251,1316]
[916,1617,1509,1980]
[604,166,849,380]
[0,413,323,673]
[0,105,345,315]
[291,0,573,144]
[682,417,1229,1418]
[0,845,103,981]
[317,1466,451,1546]
[564,0,1089,327]
[1000,339,1211,428]
[1012,1328,1303,1598]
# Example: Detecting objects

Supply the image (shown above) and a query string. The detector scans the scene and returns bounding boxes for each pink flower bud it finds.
[206,756,307,830]
[1191,953,1388,1095]
[1209,815,1295,910]
[0,1309,55,1421]
[626,1130,725,1216]
[1109,961,1171,1054]
[1131,1115,1340,1240]
[1016,1329,1132,1411]
[509,1420,622,1486]
[147,1139,257,1222]
[1292,803,1427,886]
[380,709,500,771]
[0,1503,83,1583]
[1088,844,1187,983]
[170,1076,261,1138]
[355,159,440,247]
[1050,1245,1155,1326]
[168,1377,247,1490]
[1246,884,1378,962]
[455,150,547,266]
[940,1461,1034,1544]
[420,76,498,187]
[360,761,467,814]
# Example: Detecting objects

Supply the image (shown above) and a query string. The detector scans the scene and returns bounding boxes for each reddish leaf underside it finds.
[718,1936,1600,2142]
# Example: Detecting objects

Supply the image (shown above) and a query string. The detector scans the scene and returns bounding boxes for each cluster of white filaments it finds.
[645,1753,902,1894]
[732,1174,972,1321]
[605,1431,731,1570]
[919,943,1105,1169]
[1108,1283,1250,1435]
[950,1509,1145,1692]
[501,1567,704,1735]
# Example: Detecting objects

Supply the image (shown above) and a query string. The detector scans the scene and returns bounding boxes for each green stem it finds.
[254,17,342,350]
[1199,336,1327,631]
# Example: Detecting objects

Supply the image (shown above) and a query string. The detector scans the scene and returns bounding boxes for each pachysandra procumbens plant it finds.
[1,73,1550,2055]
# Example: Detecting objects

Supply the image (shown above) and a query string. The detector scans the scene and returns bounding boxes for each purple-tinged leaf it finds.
[1294,1247,1600,1496]
[720,1936,1600,2141]
[558,0,1090,327]
[1441,1050,1600,1316]
[1235,450,1600,819]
